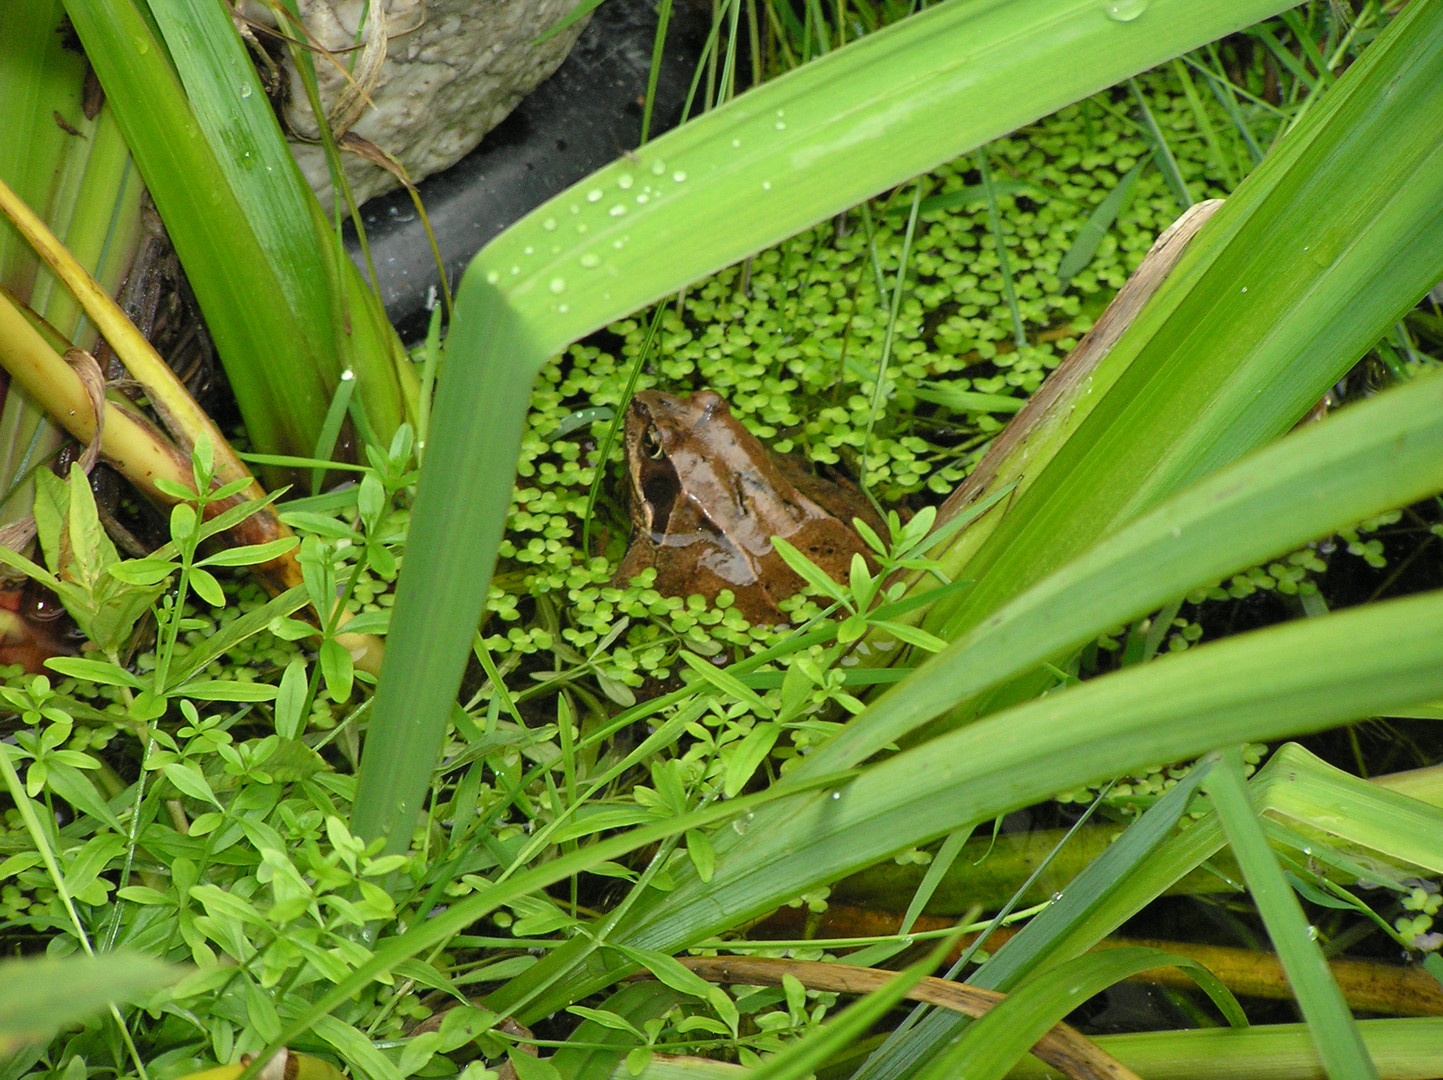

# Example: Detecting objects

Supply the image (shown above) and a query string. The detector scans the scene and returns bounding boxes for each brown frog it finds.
[614,389,884,623]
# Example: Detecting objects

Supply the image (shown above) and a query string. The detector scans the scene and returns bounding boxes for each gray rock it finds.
[248,0,589,206]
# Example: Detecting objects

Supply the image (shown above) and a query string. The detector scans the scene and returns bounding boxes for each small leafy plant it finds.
[4,2,1443,1079]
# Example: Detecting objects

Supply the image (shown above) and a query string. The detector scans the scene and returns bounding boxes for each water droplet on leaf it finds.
[1103,0,1148,20]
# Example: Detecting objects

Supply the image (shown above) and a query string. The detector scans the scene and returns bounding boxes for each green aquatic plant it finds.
[5,1,1443,1077]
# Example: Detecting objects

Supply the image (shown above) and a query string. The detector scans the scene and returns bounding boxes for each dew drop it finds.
[1103,0,1148,20]
[523,245,534,255]
[586,188,603,202]
[617,173,634,190]
[731,138,741,148]
[542,217,557,231]
[1240,286,1248,293]
[558,304,569,313]
[485,270,501,285]
[580,253,601,269]
[830,791,840,800]
[133,37,149,53]
[672,170,687,182]
[570,204,581,214]
[651,160,666,175]
[774,121,786,130]
[576,223,589,234]
[509,265,521,275]
[761,181,771,191]
[549,277,566,294]
[636,193,650,204]
[609,204,627,217]
[239,83,253,99]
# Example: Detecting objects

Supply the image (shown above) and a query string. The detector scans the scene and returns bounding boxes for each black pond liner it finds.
[344,0,711,343]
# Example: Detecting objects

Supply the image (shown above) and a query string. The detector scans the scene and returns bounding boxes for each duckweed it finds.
[480,70,1285,686]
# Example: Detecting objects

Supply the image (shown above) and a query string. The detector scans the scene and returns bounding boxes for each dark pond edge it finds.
[344,0,711,343]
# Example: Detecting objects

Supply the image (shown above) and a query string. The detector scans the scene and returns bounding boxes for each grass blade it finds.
[1204,749,1376,1078]
[63,0,415,458]
[1128,76,1192,209]
[1018,1019,1443,1080]
[0,953,181,1055]
[1055,156,1147,288]
[919,947,1242,1080]
[0,0,142,518]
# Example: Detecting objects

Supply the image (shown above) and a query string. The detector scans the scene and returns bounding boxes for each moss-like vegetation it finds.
[478,70,1273,693]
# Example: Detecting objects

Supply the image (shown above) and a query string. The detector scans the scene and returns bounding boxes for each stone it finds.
[245,0,589,206]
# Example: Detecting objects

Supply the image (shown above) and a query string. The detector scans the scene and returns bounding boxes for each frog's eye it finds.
[24,586,65,622]
[643,427,665,459]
